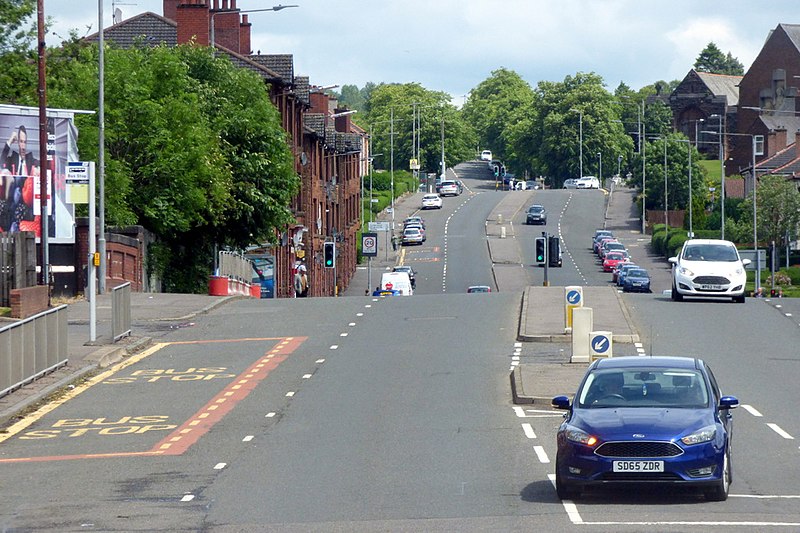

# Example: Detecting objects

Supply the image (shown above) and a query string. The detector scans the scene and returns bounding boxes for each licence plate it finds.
[613,460,664,472]
[700,284,723,290]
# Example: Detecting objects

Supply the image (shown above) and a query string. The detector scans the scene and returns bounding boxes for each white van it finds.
[480,150,492,161]
[380,272,413,295]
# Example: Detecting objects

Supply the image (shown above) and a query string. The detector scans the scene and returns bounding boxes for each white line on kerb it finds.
[767,423,795,439]
[522,423,536,439]
[741,404,763,417]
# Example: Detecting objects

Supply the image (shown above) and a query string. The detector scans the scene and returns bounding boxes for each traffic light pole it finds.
[543,231,550,287]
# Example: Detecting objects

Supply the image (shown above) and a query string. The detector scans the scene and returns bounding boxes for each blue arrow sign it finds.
[591,334,610,354]
[567,290,582,305]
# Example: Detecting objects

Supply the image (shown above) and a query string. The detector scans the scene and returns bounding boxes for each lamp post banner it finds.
[0,107,78,243]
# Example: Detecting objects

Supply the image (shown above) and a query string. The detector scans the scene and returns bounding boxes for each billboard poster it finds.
[0,106,78,243]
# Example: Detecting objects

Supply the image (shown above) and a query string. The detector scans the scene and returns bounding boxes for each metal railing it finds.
[0,305,68,398]
[112,282,131,342]
[218,251,254,282]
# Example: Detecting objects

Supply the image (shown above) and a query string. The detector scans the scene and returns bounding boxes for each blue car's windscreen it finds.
[578,369,708,408]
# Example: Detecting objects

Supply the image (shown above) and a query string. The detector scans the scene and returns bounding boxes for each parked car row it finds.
[401,216,426,246]
[592,229,651,293]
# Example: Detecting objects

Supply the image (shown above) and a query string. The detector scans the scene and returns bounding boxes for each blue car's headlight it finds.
[681,425,716,445]
[564,425,598,446]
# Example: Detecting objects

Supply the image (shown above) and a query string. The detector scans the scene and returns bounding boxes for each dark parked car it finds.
[622,268,651,292]
[552,356,738,501]
[526,204,547,225]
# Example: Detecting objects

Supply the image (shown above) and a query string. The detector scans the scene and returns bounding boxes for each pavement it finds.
[0,165,661,428]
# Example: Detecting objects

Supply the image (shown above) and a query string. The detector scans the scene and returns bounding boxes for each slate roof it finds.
[85,11,283,84]
[759,142,800,177]
[776,24,800,54]
[250,54,294,85]
[695,72,742,106]
[294,76,310,105]
[85,12,177,47]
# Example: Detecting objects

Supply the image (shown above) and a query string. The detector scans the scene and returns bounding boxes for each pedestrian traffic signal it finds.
[535,237,546,264]
[323,242,336,268]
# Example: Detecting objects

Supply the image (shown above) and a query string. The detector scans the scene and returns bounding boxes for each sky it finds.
[45,1,799,105]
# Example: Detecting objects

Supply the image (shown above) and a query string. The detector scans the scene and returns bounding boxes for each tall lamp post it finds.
[708,115,726,239]
[211,4,298,48]
[570,108,583,179]
[704,130,760,293]
[597,152,602,184]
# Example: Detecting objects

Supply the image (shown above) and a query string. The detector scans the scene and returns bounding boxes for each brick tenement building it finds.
[87,0,367,297]
[732,23,800,193]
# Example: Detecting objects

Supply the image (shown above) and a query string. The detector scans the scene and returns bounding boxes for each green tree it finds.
[746,174,800,249]
[0,0,38,104]
[338,84,366,112]
[694,42,744,75]
[48,42,298,292]
[462,68,534,163]
[508,72,633,185]
[365,83,475,174]
[634,133,706,213]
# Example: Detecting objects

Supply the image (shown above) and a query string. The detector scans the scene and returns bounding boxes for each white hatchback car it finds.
[421,193,442,209]
[669,239,751,303]
[480,150,493,161]
[576,176,600,189]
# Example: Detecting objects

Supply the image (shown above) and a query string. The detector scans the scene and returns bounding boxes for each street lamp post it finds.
[703,130,760,293]
[617,155,622,180]
[709,114,725,239]
[597,152,602,184]
[570,108,583,179]
[210,4,298,48]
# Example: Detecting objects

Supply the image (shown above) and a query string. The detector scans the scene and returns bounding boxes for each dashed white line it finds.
[741,404,763,417]
[315,358,325,364]
[767,423,794,439]
[513,406,526,418]
[181,494,195,502]
[302,374,312,379]
[214,463,227,469]
[265,412,276,418]
[340,332,348,337]
[349,322,356,327]
[330,345,339,350]
[533,445,550,463]
[242,436,254,442]
[522,423,536,439]
[285,391,296,397]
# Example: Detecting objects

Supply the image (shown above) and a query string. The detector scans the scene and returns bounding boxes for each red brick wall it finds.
[213,9,239,51]
[239,15,251,55]
[10,285,49,319]
[176,0,210,47]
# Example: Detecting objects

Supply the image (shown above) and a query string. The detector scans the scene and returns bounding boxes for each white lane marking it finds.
[514,342,522,348]
[365,304,373,307]
[786,313,793,317]
[214,463,227,469]
[634,342,643,349]
[349,322,356,327]
[533,445,550,463]
[181,494,195,502]
[578,520,800,526]
[285,391,295,397]
[512,356,520,361]
[548,475,584,523]
[266,412,276,418]
[741,404,763,417]
[522,423,536,439]
[767,423,794,439]
[731,494,800,498]
[302,374,312,379]
[513,406,526,417]
[510,361,519,368]
[340,332,348,337]
[330,345,338,350]
[356,312,364,317]
[242,436,254,442]
[315,359,325,364]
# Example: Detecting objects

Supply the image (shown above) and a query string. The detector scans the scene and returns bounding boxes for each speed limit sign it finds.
[362,232,378,257]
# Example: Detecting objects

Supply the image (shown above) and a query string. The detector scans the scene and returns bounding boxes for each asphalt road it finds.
[2,162,800,530]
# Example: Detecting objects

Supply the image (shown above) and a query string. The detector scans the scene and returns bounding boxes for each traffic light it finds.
[548,236,562,267]
[535,237,546,265]
[323,242,336,268]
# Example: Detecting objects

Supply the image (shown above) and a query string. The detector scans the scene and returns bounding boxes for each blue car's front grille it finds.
[595,441,683,458]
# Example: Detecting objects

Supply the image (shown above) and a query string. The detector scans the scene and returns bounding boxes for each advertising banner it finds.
[0,106,79,243]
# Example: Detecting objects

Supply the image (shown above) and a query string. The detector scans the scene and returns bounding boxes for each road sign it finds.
[368,222,390,232]
[590,331,613,360]
[409,158,420,170]
[362,232,378,257]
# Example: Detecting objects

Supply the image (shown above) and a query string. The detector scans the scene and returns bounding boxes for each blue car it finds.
[552,356,738,501]
[622,268,651,292]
